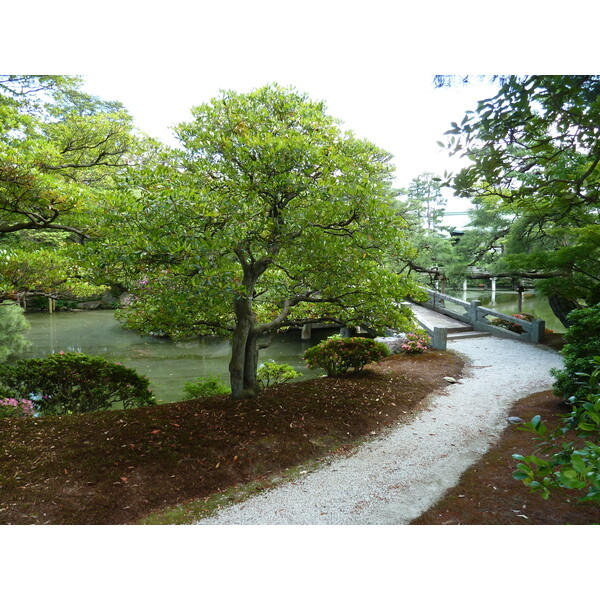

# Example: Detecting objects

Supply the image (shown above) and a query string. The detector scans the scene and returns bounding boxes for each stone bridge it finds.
[407,288,546,350]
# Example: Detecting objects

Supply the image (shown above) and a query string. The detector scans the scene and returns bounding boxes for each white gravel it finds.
[195,337,563,525]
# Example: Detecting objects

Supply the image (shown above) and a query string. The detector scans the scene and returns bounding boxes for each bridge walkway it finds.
[406,302,490,341]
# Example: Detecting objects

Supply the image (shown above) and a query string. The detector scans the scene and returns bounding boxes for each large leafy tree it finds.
[0,75,137,301]
[98,85,419,399]
[440,75,600,325]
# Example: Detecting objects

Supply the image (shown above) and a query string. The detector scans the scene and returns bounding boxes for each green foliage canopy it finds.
[0,75,138,301]
[0,301,30,362]
[443,76,600,318]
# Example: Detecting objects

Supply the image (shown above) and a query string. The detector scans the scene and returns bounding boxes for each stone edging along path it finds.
[195,337,564,525]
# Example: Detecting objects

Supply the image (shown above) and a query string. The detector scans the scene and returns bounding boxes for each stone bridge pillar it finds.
[467,299,481,325]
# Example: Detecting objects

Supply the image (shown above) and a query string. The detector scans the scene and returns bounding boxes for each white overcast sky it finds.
[81,72,498,191]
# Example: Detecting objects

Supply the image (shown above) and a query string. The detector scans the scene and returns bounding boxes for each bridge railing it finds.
[420,288,546,344]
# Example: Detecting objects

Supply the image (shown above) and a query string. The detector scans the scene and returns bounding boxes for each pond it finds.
[448,288,566,333]
[18,310,332,405]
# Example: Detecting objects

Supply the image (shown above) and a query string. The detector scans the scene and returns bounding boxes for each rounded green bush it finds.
[551,303,600,402]
[257,360,300,389]
[0,352,156,415]
[182,375,231,400]
[304,335,389,377]
[400,331,430,354]
[0,397,35,418]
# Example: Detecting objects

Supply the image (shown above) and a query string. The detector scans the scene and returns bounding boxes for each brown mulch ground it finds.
[412,389,600,525]
[0,351,463,525]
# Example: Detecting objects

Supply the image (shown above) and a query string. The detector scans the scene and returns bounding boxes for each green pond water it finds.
[19,311,331,404]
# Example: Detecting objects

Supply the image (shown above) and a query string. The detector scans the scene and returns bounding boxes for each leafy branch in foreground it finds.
[442,76,600,325]
[513,357,600,505]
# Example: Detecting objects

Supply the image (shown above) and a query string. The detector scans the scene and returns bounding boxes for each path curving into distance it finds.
[195,337,563,525]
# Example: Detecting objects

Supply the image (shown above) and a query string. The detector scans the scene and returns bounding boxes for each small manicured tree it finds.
[99,84,420,399]
[256,361,300,389]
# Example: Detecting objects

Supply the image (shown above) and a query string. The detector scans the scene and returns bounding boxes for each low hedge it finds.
[0,352,156,415]
[304,335,389,377]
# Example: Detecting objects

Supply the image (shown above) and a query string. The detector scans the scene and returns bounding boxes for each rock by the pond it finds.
[443,376,458,384]
[76,301,103,310]
[375,335,407,354]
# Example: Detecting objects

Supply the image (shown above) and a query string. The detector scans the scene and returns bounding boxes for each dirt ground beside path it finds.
[412,389,600,525]
[196,336,568,525]
[3,332,595,526]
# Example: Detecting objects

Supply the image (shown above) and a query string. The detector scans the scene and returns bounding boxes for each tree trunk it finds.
[229,297,254,399]
[243,330,260,395]
[548,295,581,329]
[228,251,285,399]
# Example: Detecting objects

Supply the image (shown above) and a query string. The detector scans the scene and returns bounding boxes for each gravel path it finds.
[196,337,563,525]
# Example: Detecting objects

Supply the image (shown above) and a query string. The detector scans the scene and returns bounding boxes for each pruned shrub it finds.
[0,352,156,415]
[400,331,430,355]
[304,335,389,377]
[257,360,300,389]
[182,375,230,400]
[0,397,35,419]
